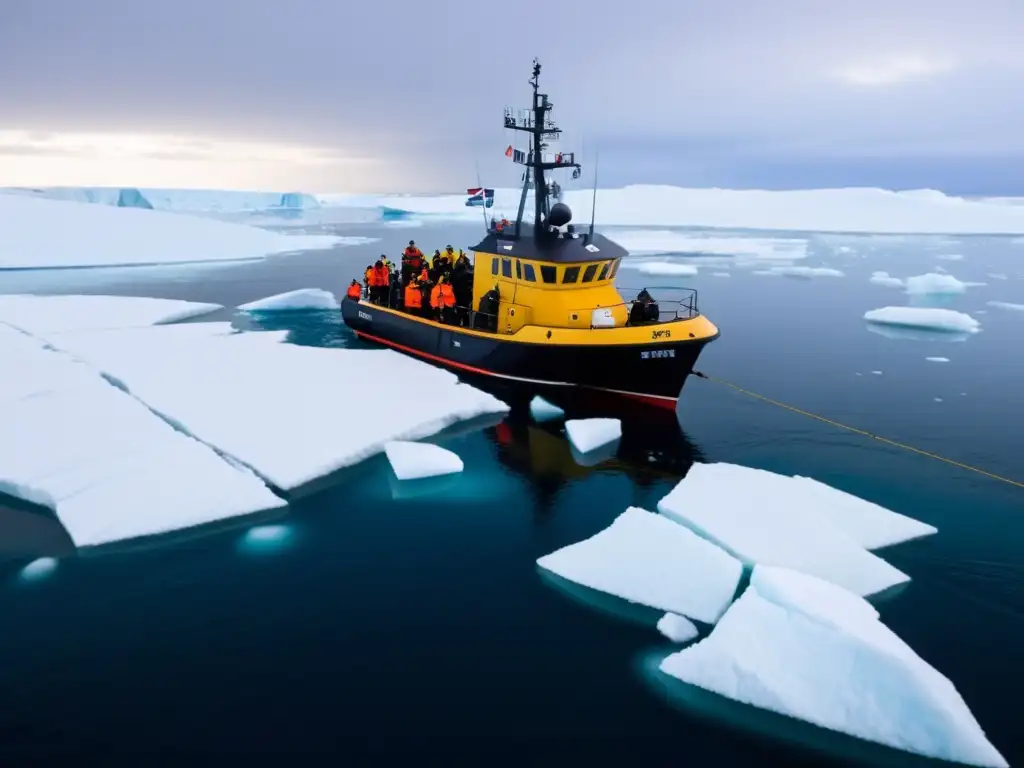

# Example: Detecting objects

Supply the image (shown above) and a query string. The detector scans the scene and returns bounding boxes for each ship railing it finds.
[572,286,700,328]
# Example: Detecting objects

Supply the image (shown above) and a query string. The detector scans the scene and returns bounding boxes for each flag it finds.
[555,152,562,163]
[505,145,513,158]
[465,188,495,207]
[513,149,526,164]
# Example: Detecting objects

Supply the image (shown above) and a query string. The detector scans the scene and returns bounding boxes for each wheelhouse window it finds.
[522,263,537,281]
[562,266,580,284]
[516,259,522,279]
[540,265,557,283]
[581,264,598,282]
[597,261,610,281]
[491,257,499,275]
[608,258,621,278]
[501,258,512,278]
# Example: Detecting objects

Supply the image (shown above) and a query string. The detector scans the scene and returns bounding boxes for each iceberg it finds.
[869,271,904,288]
[864,306,981,334]
[3,186,321,214]
[0,323,285,548]
[40,321,508,490]
[116,188,154,209]
[660,572,1008,767]
[529,395,565,422]
[276,192,320,210]
[905,272,968,295]
[657,613,699,643]
[537,508,743,623]
[384,441,464,481]
[0,194,345,270]
[987,300,1024,312]
[608,231,808,260]
[565,418,622,454]
[237,288,339,312]
[0,294,221,334]
[656,463,912,596]
[344,185,1024,235]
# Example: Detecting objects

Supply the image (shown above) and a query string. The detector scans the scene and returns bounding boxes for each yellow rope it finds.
[692,372,1024,490]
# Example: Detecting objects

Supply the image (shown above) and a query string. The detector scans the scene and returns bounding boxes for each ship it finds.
[341,59,720,410]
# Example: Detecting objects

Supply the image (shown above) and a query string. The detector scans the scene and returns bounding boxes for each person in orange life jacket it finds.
[363,264,374,294]
[401,241,422,285]
[346,280,362,300]
[370,260,390,304]
[404,277,424,316]
[430,274,456,323]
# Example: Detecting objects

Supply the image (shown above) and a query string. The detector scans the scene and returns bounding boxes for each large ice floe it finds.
[0,322,285,548]
[0,194,345,270]
[237,288,339,312]
[659,566,1008,768]
[536,507,743,624]
[864,307,982,335]
[341,185,1024,234]
[37,317,508,490]
[655,463,928,596]
[564,418,622,455]
[2,186,322,213]
[0,294,222,333]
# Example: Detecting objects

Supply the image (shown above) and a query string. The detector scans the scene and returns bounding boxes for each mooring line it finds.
[691,371,1024,490]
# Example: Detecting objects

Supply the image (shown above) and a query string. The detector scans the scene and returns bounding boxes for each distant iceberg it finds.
[864,307,981,335]
[116,187,154,209]
[276,192,320,209]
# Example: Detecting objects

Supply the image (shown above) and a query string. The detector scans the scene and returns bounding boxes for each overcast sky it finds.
[1,0,1023,193]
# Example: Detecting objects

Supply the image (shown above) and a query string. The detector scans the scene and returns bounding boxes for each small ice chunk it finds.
[870,271,904,288]
[926,356,950,362]
[937,253,964,260]
[987,300,1024,312]
[988,273,1008,280]
[864,306,981,334]
[905,272,968,295]
[660,583,1008,768]
[635,262,698,276]
[871,370,883,375]
[565,418,622,454]
[765,266,844,278]
[787,475,937,550]
[529,395,565,422]
[537,507,743,623]
[711,272,731,277]
[934,397,943,402]
[657,612,699,643]
[0,294,221,334]
[237,288,338,311]
[657,463,910,596]
[384,440,464,481]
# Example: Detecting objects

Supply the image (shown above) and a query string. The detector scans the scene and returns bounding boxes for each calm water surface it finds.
[0,220,1022,764]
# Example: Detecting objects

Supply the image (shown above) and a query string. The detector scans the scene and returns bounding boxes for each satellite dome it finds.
[546,202,572,228]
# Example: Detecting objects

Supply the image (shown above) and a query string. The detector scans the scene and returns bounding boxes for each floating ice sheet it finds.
[384,441,464,481]
[0,294,221,334]
[864,306,981,335]
[237,288,339,311]
[564,418,622,455]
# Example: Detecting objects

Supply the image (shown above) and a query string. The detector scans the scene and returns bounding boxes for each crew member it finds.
[430,249,443,278]
[401,241,423,285]
[346,279,362,300]
[370,260,389,304]
[452,258,473,326]
[404,277,423,316]
[455,250,470,269]
[430,274,456,323]
[476,284,500,332]
[363,264,374,295]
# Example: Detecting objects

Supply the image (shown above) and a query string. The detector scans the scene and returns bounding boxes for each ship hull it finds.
[341,298,717,409]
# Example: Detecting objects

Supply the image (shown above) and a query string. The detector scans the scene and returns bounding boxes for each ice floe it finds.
[659,571,1008,767]
[537,507,743,623]
[657,613,699,643]
[610,231,808,261]
[529,395,565,422]
[869,271,905,288]
[237,288,339,312]
[0,323,285,548]
[40,321,508,490]
[987,300,1024,312]
[754,266,844,278]
[0,194,346,270]
[631,262,698,277]
[0,294,222,335]
[656,463,913,596]
[384,441,464,481]
[926,356,950,363]
[565,418,622,454]
[864,307,981,335]
[905,272,969,295]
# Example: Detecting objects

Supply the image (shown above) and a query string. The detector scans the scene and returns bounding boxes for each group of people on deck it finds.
[346,241,475,326]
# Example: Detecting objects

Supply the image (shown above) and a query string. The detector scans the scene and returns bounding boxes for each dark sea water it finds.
[1,219,1022,765]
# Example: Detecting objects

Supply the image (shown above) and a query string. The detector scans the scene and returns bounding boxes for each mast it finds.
[503,59,582,239]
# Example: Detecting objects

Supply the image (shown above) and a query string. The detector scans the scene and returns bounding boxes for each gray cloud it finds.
[2,0,1023,192]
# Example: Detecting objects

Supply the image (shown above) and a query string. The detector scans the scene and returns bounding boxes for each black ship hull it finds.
[341,298,717,409]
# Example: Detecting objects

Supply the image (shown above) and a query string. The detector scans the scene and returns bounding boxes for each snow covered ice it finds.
[754,266,844,278]
[237,288,339,312]
[926,356,951,363]
[987,300,1024,312]
[659,568,1008,768]
[610,231,808,260]
[384,441,464,481]
[864,307,981,335]
[565,418,622,455]
[632,262,698,277]
[529,395,565,422]
[656,463,917,596]
[0,294,221,333]
[0,194,345,269]
[537,507,743,623]
[657,613,699,643]
[870,271,905,288]
[40,320,508,490]
[0,323,285,548]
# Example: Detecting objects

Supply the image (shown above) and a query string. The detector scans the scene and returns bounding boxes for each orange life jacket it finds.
[430,283,455,309]
[372,266,389,287]
[346,283,361,299]
[418,266,429,282]
[404,284,422,308]
[364,267,374,285]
